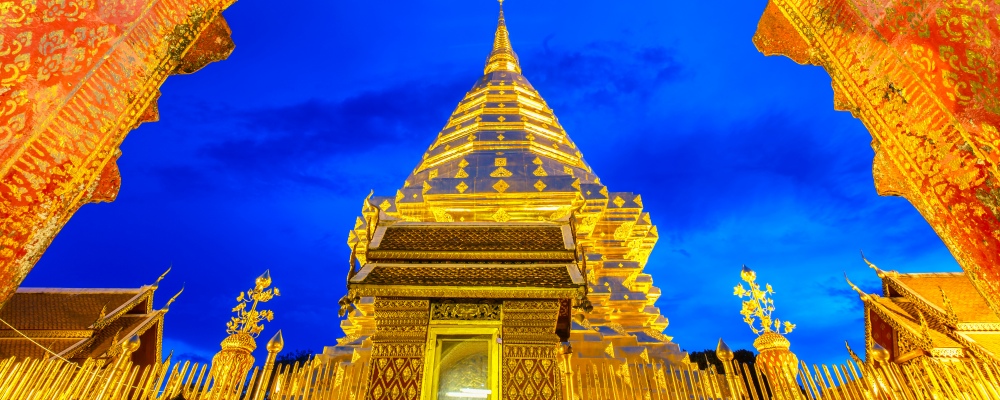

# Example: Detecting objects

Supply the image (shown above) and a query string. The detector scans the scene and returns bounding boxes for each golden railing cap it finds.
[124,334,141,353]
[267,330,285,353]
[716,338,734,362]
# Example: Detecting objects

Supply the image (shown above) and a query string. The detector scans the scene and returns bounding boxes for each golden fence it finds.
[2,343,999,400]
[573,356,1000,400]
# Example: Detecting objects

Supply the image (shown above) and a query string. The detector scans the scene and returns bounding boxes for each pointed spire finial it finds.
[716,338,734,362]
[844,272,870,300]
[151,266,171,290]
[485,0,521,74]
[861,250,895,277]
[162,285,184,312]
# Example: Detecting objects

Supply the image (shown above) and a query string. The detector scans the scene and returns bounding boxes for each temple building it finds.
[848,260,1000,364]
[322,3,685,399]
[0,274,179,366]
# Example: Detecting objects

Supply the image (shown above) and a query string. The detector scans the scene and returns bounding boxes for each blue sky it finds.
[25,0,960,366]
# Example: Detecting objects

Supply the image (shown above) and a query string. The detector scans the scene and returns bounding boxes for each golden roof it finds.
[0,286,163,361]
[958,332,1000,359]
[891,273,999,323]
[67,314,162,360]
[366,221,575,262]
[856,268,1000,363]
[0,288,148,331]
[0,339,82,360]
[357,265,578,288]
[375,223,567,252]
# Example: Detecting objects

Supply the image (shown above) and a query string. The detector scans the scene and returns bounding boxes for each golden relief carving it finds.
[502,300,561,344]
[431,300,501,321]
[502,345,561,400]
[371,298,430,344]
[368,346,425,400]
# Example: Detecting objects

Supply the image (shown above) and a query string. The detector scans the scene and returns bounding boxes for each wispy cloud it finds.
[524,40,684,107]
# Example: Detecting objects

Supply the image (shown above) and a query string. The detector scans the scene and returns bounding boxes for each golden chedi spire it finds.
[484,0,521,74]
[399,0,602,223]
[343,2,684,367]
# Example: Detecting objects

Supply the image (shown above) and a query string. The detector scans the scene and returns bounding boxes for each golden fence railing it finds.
[566,355,1000,400]
[0,343,998,399]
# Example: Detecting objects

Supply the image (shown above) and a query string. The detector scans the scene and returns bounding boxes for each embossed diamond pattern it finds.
[367,357,423,400]
[503,351,558,400]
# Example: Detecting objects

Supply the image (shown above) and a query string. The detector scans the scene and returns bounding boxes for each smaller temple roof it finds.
[349,220,585,299]
[853,265,1000,363]
[357,264,580,288]
[0,288,147,331]
[367,221,575,262]
[0,281,173,362]
[374,223,570,252]
[891,273,999,323]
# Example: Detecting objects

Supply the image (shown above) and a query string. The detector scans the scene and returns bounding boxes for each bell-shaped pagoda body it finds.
[328,4,686,393]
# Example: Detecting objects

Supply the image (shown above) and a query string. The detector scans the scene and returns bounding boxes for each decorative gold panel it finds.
[502,345,561,400]
[431,300,502,321]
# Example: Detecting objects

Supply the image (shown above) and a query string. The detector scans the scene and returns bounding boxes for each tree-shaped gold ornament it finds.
[735,265,801,389]
[227,270,280,337]
[733,265,795,335]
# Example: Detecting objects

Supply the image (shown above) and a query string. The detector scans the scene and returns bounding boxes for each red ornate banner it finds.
[0,0,236,306]
[754,0,1000,315]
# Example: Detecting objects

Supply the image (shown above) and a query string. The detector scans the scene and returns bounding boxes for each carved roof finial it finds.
[860,250,891,277]
[939,286,959,327]
[151,266,171,290]
[844,272,870,300]
[162,285,184,313]
[917,310,934,349]
[484,0,521,74]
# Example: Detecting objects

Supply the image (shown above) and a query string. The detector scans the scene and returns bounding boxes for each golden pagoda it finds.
[324,2,685,399]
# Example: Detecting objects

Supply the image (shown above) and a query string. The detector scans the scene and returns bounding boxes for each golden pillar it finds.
[95,335,141,400]
[251,330,284,400]
[366,299,430,400]
[501,300,564,400]
[716,338,738,399]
